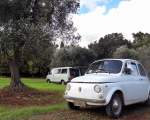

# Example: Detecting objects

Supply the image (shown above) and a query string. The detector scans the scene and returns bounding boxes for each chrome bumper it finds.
[64,95,106,104]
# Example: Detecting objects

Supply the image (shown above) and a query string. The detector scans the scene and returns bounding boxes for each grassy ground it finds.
[0,77,65,92]
[0,76,66,120]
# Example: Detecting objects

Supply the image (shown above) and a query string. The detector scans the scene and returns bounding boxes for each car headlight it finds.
[66,84,71,91]
[94,85,102,93]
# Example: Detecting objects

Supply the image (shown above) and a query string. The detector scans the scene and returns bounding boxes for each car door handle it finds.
[140,79,143,80]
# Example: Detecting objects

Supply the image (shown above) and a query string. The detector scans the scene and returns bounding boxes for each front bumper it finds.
[64,95,106,106]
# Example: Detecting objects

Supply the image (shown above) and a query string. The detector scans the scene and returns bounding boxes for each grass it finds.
[0,76,67,120]
[0,76,65,92]
[0,103,67,120]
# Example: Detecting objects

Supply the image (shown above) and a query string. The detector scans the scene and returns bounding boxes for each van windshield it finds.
[86,60,122,74]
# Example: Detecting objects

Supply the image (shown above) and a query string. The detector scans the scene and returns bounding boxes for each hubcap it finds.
[112,98,122,115]
[113,100,119,109]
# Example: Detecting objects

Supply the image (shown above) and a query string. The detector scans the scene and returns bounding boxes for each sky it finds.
[73,0,150,47]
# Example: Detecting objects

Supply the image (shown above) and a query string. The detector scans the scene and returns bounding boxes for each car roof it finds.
[52,67,72,69]
[93,59,139,63]
[52,67,81,70]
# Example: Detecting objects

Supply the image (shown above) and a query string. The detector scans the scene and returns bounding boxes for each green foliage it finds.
[88,33,131,59]
[137,45,150,75]
[133,32,150,48]
[0,0,80,80]
[113,45,139,60]
[51,46,96,67]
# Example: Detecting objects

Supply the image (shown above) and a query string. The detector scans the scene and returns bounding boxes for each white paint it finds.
[65,59,150,107]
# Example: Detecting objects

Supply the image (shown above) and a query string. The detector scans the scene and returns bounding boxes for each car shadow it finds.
[78,103,150,119]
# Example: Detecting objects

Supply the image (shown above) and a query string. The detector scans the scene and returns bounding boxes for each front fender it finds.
[105,87,125,105]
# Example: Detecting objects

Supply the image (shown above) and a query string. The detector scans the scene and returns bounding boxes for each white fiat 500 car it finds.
[64,59,150,118]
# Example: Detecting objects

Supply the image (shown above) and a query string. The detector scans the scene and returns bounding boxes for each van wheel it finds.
[68,102,80,110]
[106,94,123,118]
[146,92,150,105]
[46,79,51,83]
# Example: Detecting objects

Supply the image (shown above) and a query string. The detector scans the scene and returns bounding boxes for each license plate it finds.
[74,100,86,107]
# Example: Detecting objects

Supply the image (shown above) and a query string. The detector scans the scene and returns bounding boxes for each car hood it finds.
[71,73,121,83]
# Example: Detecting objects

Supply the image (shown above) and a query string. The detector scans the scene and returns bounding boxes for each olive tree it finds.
[113,45,139,59]
[0,0,79,91]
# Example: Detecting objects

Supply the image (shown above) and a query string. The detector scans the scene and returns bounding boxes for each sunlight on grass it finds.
[0,77,67,120]
[0,77,65,92]
[0,77,10,89]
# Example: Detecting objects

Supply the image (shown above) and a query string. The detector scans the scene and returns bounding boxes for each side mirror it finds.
[124,68,132,75]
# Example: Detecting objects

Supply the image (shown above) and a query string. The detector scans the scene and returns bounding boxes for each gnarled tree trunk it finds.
[9,59,26,91]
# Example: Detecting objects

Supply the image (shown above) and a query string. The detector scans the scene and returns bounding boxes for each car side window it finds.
[138,64,146,76]
[53,69,61,74]
[127,62,138,76]
[61,69,67,74]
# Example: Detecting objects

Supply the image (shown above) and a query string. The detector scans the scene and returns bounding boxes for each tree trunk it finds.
[9,59,25,91]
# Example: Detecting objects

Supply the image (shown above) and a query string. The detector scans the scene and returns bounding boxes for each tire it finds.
[106,94,123,118]
[46,79,51,83]
[68,102,80,110]
[146,92,150,105]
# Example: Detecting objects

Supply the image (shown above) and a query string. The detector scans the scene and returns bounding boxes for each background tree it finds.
[51,46,96,67]
[133,32,150,48]
[137,45,150,76]
[0,0,79,91]
[88,33,131,59]
[113,45,139,59]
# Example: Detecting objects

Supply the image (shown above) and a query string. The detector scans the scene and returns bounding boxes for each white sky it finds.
[73,0,150,47]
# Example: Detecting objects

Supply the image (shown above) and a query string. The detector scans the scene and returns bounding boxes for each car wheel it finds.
[146,92,150,105]
[106,94,123,118]
[46,79,51,83]
[68,102,80,110]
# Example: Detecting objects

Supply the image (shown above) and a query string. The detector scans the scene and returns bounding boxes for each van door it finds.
[60,68,68,82]
[52,68,61,82]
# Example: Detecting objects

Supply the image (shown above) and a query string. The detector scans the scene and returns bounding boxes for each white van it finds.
[46,67,81,84]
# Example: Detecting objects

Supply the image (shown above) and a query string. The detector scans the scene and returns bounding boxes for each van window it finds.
[70,68,80,77]
[61,69,67,74]
[52,69,61,74]
[138,64,146,76]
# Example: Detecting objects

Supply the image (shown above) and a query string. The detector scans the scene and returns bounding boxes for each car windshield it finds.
[86,60,122,74]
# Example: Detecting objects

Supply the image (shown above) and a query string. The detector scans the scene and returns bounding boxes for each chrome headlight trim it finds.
[66,84,71,91]
[94,85,102,93]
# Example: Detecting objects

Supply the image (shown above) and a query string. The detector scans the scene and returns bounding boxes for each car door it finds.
[122,61,142,104]
[137,63,149,100]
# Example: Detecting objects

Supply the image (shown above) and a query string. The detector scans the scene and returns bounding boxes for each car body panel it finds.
[64,59,150,107]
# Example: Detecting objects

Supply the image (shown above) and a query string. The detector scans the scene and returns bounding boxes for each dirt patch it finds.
[27,104,150,120]
[0,89,64,106]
